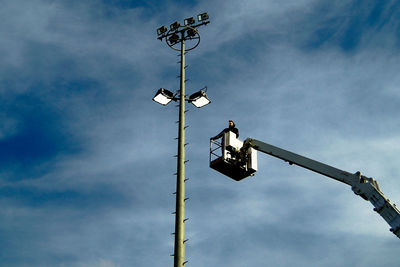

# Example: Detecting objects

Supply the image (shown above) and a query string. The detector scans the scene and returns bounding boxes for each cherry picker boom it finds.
[209,131,400,239]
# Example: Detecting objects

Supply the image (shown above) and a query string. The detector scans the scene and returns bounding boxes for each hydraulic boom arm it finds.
[241,138,400,239]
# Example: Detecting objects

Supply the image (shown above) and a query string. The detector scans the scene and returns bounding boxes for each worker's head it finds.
[229,120,235,127]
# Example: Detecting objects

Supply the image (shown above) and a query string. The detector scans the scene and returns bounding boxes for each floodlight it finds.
[189,90,211,108]
[186,28,196,38]
[184,17,195,25]
[153,88,175,105]
[197,12,209,22]
[169,33,180,44]
[170,21,180,30]
[157,26,168,36]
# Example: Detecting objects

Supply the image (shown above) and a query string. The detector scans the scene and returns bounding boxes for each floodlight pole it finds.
[175,36,186,267]
[155,16,210,266]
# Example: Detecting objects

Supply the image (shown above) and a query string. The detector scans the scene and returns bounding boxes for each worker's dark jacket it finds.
[211,126,239,140]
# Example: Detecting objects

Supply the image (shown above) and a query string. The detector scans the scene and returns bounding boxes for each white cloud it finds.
[1,0,400,266]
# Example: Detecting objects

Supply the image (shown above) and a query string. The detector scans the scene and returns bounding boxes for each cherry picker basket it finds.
[209,131,257,181]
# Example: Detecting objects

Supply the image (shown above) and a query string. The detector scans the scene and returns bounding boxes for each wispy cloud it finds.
[0,0,399,266]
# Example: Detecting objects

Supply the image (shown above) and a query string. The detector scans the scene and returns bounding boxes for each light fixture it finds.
[168,33,180,44]
[197,12,209,22]
[186,28,196,38]
[184,17,195,25]
[157,26,167,36]
[170,21,180,30]
[189,90,211,108]
[153,88,175,105]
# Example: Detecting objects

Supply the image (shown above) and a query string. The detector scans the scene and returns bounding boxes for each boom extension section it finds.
[209,133,400,239]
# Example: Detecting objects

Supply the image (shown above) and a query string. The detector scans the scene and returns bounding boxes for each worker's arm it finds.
[210,129,225,140]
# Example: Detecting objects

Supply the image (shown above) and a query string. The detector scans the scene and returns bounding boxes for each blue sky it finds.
[1,0,400,266]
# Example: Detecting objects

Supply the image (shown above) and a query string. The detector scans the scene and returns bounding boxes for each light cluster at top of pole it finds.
[152,12,211,108]
[156,12,210,51]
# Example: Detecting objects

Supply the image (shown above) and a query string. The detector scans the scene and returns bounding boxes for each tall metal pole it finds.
[174,36,186,267]
[154,15,210,266]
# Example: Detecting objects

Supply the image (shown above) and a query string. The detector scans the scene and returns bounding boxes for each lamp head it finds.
[184,17,195,25]
[157,26,167,36]
[152,88,175,106]
[168,33,180,44]
[197,12,209,22]
[186,28,196,38]
[170,21,180,30]
[189,90,211,108]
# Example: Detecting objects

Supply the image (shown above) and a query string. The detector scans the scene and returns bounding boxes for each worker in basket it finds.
[210,120,239,157]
